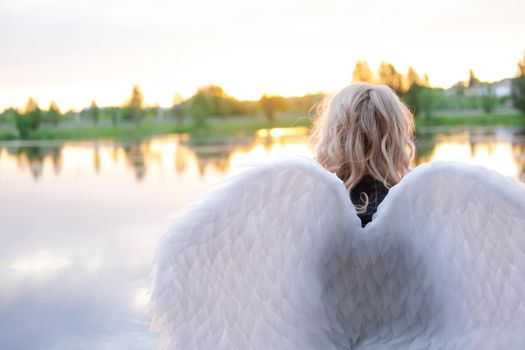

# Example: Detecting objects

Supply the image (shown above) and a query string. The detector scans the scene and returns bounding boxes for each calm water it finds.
[1,126,524,349]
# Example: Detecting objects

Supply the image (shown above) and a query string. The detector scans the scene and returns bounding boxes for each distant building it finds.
[444,82,466,96]
[492,78,513,97]
[445,78,513,97]
[464,83,488,97]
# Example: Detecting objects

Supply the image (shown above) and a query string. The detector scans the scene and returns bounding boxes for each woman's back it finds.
[350,175,389,227]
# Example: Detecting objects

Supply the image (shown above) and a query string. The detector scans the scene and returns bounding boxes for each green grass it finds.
[0,113,523,142]
[0,117,312,142]
[415,113,525,127]
[204,117,311,136]
[0,129,18,140]
[34,122,189,141]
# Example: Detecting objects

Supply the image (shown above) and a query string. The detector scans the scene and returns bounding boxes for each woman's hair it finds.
[311,83,415,213]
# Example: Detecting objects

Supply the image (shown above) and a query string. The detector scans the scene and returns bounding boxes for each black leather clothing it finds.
[350,175,389,227]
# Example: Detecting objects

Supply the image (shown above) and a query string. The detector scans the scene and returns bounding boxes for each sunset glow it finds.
[1,0,524,110]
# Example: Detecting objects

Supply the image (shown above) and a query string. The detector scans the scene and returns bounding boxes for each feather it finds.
[150,158,525,349]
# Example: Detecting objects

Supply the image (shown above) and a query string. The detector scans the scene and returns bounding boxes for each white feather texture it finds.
[150,158,525,349]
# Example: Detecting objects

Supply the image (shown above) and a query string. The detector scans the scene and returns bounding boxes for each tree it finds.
[417,88,436,117]
[468,69,479,88]
[259,94,287,121]
[90,100,100,125]
[15,97,42,138]
[512,51,525,114]
[111,107,119,126]
[187,93,209,129]
[285,93,325,115]
[13,109,26,138]
[405,84,422,116]
[404,67,423,115]
[518,52,525,76]
[453,81,466,97]
[480,84,497,114]
[352,60,374,83]
[172,93,185,124]
[378,62,403,94]
[406,66,421,89]
[25,97,42,130]
[185,85,240,127]
[44,101,61,127]
[123,84,144,124]
[0,107,18,124]
[192,85,235,116]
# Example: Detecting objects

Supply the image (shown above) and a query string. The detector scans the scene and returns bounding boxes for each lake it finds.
[1,125,524,349]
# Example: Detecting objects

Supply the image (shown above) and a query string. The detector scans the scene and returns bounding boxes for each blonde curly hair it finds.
[311,83,415,213]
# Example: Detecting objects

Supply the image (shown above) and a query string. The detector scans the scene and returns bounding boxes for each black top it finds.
[350,175,389,227]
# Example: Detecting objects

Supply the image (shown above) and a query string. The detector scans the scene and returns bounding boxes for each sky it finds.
[1,0,524,111]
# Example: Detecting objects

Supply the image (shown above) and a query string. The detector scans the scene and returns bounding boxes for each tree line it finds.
[351,56,525,117]
[352,60,433,116]
[2,52,525,139]
[0,84,324,138]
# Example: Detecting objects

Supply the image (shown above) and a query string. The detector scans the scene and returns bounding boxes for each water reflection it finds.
[0,126,524,349]
[1,126,525,182]
[415,127,525,181]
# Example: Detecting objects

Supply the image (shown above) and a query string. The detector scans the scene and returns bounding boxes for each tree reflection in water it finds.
[0,127,525,182]
[4,145,62,179]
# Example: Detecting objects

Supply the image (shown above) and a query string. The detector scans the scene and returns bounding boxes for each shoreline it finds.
[0,113,523,143]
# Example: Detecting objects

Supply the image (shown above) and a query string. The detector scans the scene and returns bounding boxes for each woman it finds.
[312,83,415,226]
[151,84,525,350]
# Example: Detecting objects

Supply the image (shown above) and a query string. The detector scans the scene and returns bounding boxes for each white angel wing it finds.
[150,159,525,350]
[351,161,525,349]
[150,158,361,349]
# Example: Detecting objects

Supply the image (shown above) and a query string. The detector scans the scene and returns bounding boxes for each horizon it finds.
[0,73,517,114]
[1,0,524,111]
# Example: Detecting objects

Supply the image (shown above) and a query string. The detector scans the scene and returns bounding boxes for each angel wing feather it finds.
[150,158,360,349]
[150,158,525,350]
[358,161,525,349]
